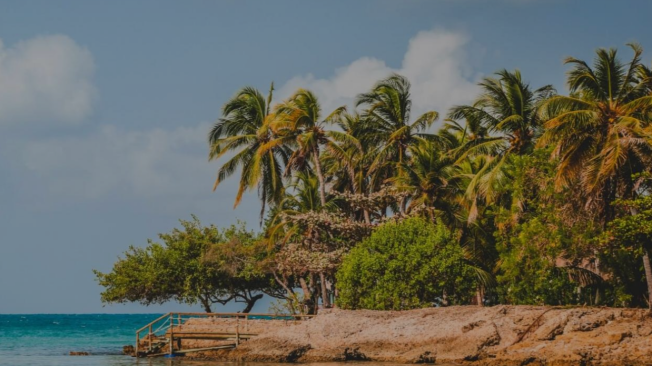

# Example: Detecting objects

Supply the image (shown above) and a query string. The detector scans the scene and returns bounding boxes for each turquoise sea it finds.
[0,314,414,366]
[0,314,190,366]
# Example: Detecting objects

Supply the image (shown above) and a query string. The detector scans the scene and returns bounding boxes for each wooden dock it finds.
[134,312,314,358]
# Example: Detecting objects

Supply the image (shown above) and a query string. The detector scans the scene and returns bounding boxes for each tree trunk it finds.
[242,294,264,313]
[320,272,331,308]
[363,209,371,224]
[312,145,327,207]
[399,196,407,215]
[299,277,315,314]
[199,297,212,313]
[476,285,484,307]
[299,277,311,299]
[642,248,652,311]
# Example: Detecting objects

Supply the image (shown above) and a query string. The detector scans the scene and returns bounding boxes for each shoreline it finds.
[171,306,652,365]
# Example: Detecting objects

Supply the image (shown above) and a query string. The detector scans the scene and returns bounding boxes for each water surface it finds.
[0,314,418,366]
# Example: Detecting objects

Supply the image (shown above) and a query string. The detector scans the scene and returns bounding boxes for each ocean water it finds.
[0,314,414,366]
[0,314,191,366]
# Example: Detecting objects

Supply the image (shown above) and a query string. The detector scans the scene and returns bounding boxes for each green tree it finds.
[538,44,652,305]
[336,217,476,310]
[538,44,652,221]
[391,140,459,221]
[605,195,652,309]
[448,70,554,208]
[356,74,439,214]
[209,84,289,222]
[266,89,353,209]
[265,90,357,308]
[94,217,281,313]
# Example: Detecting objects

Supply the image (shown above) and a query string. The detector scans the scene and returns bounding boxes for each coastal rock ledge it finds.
[184,306,652,365]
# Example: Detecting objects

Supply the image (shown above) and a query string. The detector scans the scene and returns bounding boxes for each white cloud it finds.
[4,29,481,219]
[0,35,97,127]
[15,123,213,201]
[7,121,260,221]
[276,29,479,120]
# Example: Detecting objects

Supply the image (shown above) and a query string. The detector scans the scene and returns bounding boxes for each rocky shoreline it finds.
[177,306,652,365]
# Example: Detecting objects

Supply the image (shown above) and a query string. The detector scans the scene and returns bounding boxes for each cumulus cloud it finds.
[6,121,260,221]
[0,35,97,127]
[15,123,214,201]
[5,29,481,218]
[276,29,479,120]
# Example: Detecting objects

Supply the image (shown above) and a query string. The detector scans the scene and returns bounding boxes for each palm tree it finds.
[265,89,354,208]
[321,112,377,223]
[538,44,652,309]
[538,44,652,219]
[448,70,554,213]
[391,140,458,220]
[264,89,356,308]
[208,84,289,222]
[356,74,439,213]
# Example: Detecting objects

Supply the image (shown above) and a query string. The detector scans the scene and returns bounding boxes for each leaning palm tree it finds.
[538,43,652,309]
[265,89,355,208]
[356,74,439,213]
[208,84,289,222]
[448,70,554,213]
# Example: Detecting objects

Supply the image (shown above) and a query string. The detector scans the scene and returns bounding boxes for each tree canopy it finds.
[336,217,476,310]
[100,42,652,313]
[94,217,282,313]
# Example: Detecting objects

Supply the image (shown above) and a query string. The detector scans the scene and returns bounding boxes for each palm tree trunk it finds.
[642,248,652,311]
[312,145,327,207]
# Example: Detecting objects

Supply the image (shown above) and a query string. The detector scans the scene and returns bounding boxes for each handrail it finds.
[136,312,171,334]
[165,312,316,318]
[134,312,316,357]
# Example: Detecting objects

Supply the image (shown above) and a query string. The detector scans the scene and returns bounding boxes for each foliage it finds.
[94,216,281,313]
[607,196,652,254]
[336,217,477,310]
[538,44,652,223]
[496,218,583,305]
[600,196,652,307]
[100,42,652,312]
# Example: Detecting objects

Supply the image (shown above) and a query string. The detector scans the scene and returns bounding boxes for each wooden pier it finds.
[134,312,314,358]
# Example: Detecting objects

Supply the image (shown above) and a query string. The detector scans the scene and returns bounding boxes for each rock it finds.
[69,351,89,356]
[178,306,652,365]
[123,345,135,355]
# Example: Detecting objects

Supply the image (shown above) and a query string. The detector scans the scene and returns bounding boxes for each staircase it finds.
[133,312,314,357]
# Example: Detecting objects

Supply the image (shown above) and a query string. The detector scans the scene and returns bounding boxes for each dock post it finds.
[148,325,152,351]
[169,314,174,356]
[236,316,240,346]
[135,332,139,357]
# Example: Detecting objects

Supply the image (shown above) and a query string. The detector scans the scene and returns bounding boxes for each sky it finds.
[0,0,651,314]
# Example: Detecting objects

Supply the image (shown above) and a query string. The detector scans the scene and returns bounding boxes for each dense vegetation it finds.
[97,44,652,312]
[94,217,283,312]
[337,217,476,310]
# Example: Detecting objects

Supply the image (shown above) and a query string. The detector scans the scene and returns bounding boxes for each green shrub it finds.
[336,217,476,310]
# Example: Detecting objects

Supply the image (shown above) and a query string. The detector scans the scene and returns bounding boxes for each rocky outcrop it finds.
[182,306,652,365]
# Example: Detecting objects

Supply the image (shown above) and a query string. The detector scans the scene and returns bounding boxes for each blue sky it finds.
[0,0,650,313]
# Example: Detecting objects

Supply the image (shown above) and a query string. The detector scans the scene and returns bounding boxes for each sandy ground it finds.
[175,306,652,365]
